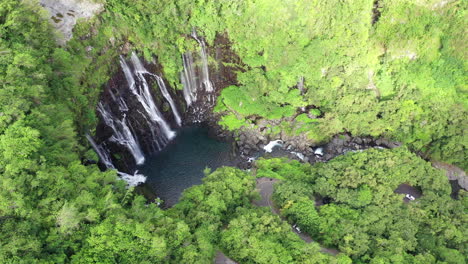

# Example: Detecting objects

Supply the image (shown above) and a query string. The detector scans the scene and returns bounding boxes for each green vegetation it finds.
[259,148,467,263]
[220,207,335,264]
[211,0,467,169]
[0,2,125,262]
[0,0,466,263]
[48,0,467,169]
[46,0,468,167]
[72,167,257,263]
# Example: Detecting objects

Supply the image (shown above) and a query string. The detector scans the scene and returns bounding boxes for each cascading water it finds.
[125,54,182,127]
[191,30,214,93]
[181,52,198,107]
[97,102,146,165]
[154,75,182,126]
[86,134,147,187]
[86,134,115,169]
[181,30,216,110]
[137,110,160,152]
[126,53,176,140]
[117,171,147,187]
[92,45,220,187]
[108,88,129,112]
[91,52,184,187]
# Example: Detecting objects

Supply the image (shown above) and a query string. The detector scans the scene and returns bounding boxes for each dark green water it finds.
[138,126,237,207]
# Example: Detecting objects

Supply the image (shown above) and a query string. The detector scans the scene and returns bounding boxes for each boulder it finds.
[40,0,104,45]
[432,161,468,191]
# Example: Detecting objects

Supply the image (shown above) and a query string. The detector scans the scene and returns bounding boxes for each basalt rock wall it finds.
[91,33,242,173]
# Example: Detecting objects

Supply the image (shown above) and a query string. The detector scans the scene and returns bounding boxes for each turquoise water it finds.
[138,126,236,207]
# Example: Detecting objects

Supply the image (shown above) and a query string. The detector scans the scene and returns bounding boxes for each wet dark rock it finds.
[92,33,241,175]
[375,138,402,148]
[237,160,251,170]
[449,180,462,200]
[353,137,363,145]
[302,134,401,163]
[82,159,97,166]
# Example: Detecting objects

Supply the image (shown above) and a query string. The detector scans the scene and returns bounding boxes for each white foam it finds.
[291,151,305,161]
[117,170,147,187]
[314,147,324,156]
[263,140,283,153]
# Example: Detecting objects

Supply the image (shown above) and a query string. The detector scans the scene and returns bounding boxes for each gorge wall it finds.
[88,32,242,176]
[86,32,413,173]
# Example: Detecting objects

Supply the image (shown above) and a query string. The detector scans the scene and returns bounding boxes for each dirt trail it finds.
[252,177,280,212]
[253,177,340,256]
[214,251,237,264]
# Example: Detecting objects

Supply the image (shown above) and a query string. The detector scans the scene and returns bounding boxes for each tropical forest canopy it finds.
[0,0,466,263]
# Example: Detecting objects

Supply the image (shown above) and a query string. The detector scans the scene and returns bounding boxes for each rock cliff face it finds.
[40,0,103,45]
[94,57,176,171]
[92,33,242,172]
[182,33,244,127]
[91,31,407,174]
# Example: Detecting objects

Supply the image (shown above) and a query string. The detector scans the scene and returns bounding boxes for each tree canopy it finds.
[260,148,467,263]
[0,0,466,263]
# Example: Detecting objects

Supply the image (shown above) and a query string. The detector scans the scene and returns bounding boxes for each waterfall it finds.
[109,88,129,112]
[99,53,179,165]
[137,109,165,152]
[125,53,181,126]
[86,134,146,187]
[86,134,115,169]
[92,53,188,186]
[181,30,216,109]
[154,75,182,126]
[181,52,198,107]
[97,102,145,165]
[191,30,214,93]
[121,57,135,89]
[125,53,176,140]
[118,97,129,112]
